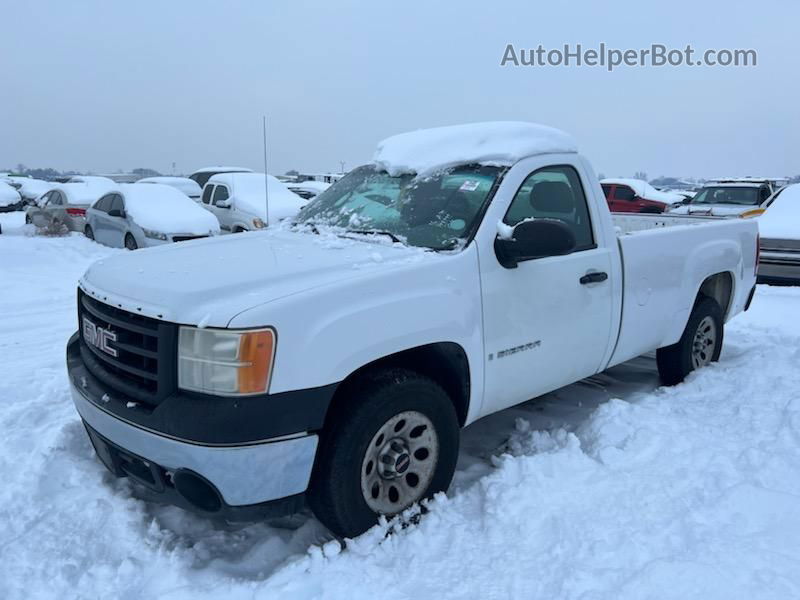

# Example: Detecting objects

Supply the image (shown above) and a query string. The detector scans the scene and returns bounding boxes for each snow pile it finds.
[136,176,203,199]
[0,181,21,207]
[210,172,307,222]
[373,121,577,176]
[601,178,684,203]
[2,224,800,598]
[119,184,220,234]
[758,183,800,239]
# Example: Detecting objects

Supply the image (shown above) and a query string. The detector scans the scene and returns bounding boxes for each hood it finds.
[80,229,429,327]
[669,204,752,217]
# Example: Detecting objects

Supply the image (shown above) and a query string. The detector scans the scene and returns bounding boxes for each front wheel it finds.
[307,369,459,538]
[84,225,94,240]
[657,296,723,385]
[124,233,138,250]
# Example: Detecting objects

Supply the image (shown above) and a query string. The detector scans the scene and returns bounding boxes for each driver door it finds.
[478,160,615,414]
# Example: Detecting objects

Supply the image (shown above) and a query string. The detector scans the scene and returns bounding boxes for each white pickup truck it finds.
[67,122,758,538]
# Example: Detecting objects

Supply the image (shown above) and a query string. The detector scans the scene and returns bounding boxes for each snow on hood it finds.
[601,178,684,204]
[372,121,577,177]
[0,182,21,206]
[209,173,307,222]
[118,184,220,234]
[758,183,800,240]
[136,177,202,198]
[80,228,429,326]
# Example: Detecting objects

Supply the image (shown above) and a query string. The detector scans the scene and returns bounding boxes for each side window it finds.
[201,185,214,205]
[110,195,125,214]
[212,185,230,205]
[504,165,595,251]
[39,191,54,206]
[50,191,64,206]
[613,185,636,201]
[600,184,613,199]
[95,194,111,212]
[759,187,771,204]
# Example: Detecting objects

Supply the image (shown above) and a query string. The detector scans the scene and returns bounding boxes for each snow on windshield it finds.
[372,121,577,177]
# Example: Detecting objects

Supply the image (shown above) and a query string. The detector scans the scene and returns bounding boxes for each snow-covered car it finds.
[25,183,111,232]
[200,172,306,232]
[285,180,331,200]
[188,166,253,189]
[136,176,203,201]
[12,178,54,207]
[67,175,119,191]
[757,183,800,284]
[669,181,772,217]
[67,122,758,538]
[0,181,23,213]
[600,178,683,213]
[84,184,220,250]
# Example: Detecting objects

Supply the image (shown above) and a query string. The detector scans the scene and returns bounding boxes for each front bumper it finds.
[71,380,318,507]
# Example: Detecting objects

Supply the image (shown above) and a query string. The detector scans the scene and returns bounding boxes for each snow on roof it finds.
[702,181,765,189]
[600,178,683,203]
[136,176,202,198]
[56,181,116,205]
[372,121,577,177]
[16,178,54,198]
[208,172,306,222]
[759,184,800,240]
[0,181,21,206]
[118,184,219,234]
[192,166,254,174]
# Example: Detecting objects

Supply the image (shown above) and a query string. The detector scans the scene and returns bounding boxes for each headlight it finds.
[142,228,168,240]
[252,217,265,229]
[178,327,276,396]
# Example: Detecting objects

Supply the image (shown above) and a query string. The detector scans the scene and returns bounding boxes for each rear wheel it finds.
[84,225,94,240]
[307,369,459,538]
[25,214,32,224]
[124,233,138,250]
[657,296,723,385]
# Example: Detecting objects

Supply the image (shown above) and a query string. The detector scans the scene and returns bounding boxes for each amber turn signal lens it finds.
[237,329,276,394]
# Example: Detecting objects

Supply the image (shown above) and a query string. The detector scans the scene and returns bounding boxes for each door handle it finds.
[580,271,608,285]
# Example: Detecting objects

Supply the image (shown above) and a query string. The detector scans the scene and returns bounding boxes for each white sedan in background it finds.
[85,184,220,250]
[286,180,331,200]
[199,172,306,232]
[136,176,203,201]
[758,183,800,284]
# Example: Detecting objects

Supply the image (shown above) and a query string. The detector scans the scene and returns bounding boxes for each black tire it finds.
[84,225,94,240]
[657,296,723,385]
[25,214,32,224]
[124,233,138,250]
[307,368,460,538]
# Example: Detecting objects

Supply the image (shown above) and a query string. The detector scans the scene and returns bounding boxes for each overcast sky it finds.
[1,0,797,179]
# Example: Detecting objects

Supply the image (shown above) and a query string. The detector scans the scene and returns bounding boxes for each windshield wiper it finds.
[345,229,403,244]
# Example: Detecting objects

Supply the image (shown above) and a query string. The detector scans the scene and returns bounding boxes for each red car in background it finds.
[600,179,681,214]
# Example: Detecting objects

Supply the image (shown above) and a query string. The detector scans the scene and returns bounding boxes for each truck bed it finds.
[612,212,727,235]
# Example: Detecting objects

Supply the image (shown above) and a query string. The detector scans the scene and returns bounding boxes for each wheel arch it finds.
[323,342,471,428]
[695,271,735,320]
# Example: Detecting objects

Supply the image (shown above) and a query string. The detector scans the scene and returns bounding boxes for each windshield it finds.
[295,164,502,250]
[691,186,760,206]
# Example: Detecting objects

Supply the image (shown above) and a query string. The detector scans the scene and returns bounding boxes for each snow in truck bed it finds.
[372,121,577,176]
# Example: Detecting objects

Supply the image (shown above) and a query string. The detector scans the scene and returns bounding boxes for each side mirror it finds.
[108,209,125,218]
[216,199,231,209]
[494,219,576,269]
[682,197,692,205]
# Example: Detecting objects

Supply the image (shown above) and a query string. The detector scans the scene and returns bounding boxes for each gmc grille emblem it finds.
[82,316,118,357]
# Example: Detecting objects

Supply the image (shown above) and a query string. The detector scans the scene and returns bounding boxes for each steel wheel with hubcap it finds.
[308,369,459,538]
[360,411,439,514]
[691,316,717,368]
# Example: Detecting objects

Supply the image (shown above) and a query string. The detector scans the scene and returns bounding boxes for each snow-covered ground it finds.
[2,210,800,599]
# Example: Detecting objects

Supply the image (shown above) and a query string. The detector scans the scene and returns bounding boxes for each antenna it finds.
[262,115,269,227]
